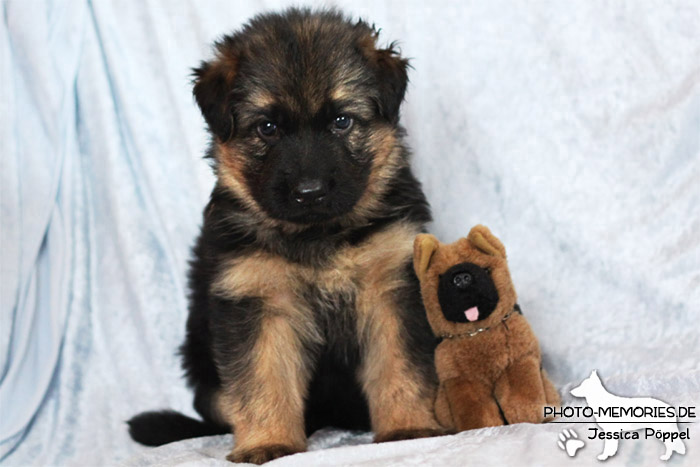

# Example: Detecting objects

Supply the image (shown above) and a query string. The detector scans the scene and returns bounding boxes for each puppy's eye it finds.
[484,267,492,275]
[332,115,353,132]
[258,121,278,138]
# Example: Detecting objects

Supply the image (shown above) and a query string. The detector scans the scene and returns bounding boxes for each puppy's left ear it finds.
[467,225,506,258]
[192,37,240,141]
[356,26,409,124]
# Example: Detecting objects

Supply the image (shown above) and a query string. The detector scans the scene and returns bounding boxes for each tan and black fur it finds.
[128,8,442,464]
[413,226,560,432]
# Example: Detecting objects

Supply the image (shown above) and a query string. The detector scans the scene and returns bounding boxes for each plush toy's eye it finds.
[484,267,492,275]
[452,272,472,289]
[258,121,278,138]
[332,115,353,132]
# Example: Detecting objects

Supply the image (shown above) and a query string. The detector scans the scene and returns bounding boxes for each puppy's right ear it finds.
[192,40,240,141]
[413,234,440,281]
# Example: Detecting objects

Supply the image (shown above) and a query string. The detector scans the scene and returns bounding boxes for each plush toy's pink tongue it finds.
[465,307,479,322]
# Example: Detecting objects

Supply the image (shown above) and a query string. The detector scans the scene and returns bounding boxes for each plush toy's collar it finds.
[437,304,522,340]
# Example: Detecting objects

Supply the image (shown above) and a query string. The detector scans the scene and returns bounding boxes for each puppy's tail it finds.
[127,410,229,446]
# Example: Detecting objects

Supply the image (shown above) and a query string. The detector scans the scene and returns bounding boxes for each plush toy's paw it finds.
[227,444,301,464]
[502,401,547,425]
[375,428,446,443]
[541,370,561,414]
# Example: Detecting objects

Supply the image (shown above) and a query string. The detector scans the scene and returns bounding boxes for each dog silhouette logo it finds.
[570,370,686,461]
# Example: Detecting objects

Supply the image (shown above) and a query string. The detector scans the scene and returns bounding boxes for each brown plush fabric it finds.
[413,225,560,431]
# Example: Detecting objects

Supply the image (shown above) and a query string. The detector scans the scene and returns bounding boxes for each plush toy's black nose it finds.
[293,179,326,204]
[453,272,473,289]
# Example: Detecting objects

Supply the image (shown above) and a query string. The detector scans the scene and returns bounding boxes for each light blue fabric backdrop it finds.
[1,0,699,465]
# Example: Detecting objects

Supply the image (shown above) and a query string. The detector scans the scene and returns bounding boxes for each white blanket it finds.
[2,0,698,465]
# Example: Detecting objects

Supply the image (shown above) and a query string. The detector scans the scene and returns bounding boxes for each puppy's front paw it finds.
[227,444,301,464]
[375,427,445,443]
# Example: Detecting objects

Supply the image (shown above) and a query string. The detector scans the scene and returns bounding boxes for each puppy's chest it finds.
[299,272,358,350]
[214,242,406,308]
[215,222,416,303]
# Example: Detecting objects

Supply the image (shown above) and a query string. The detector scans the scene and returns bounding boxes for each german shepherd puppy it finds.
[128,8,441,464]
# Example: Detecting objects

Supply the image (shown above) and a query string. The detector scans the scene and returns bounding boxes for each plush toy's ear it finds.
[413,234,440,281]
[192,38,240,141]
[467,225,506,258]
[356,23,409,124]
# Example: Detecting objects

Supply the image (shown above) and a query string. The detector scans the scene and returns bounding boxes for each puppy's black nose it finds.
[293,179,326,204]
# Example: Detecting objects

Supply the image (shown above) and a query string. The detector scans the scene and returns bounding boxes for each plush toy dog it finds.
[413,225,560,431]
